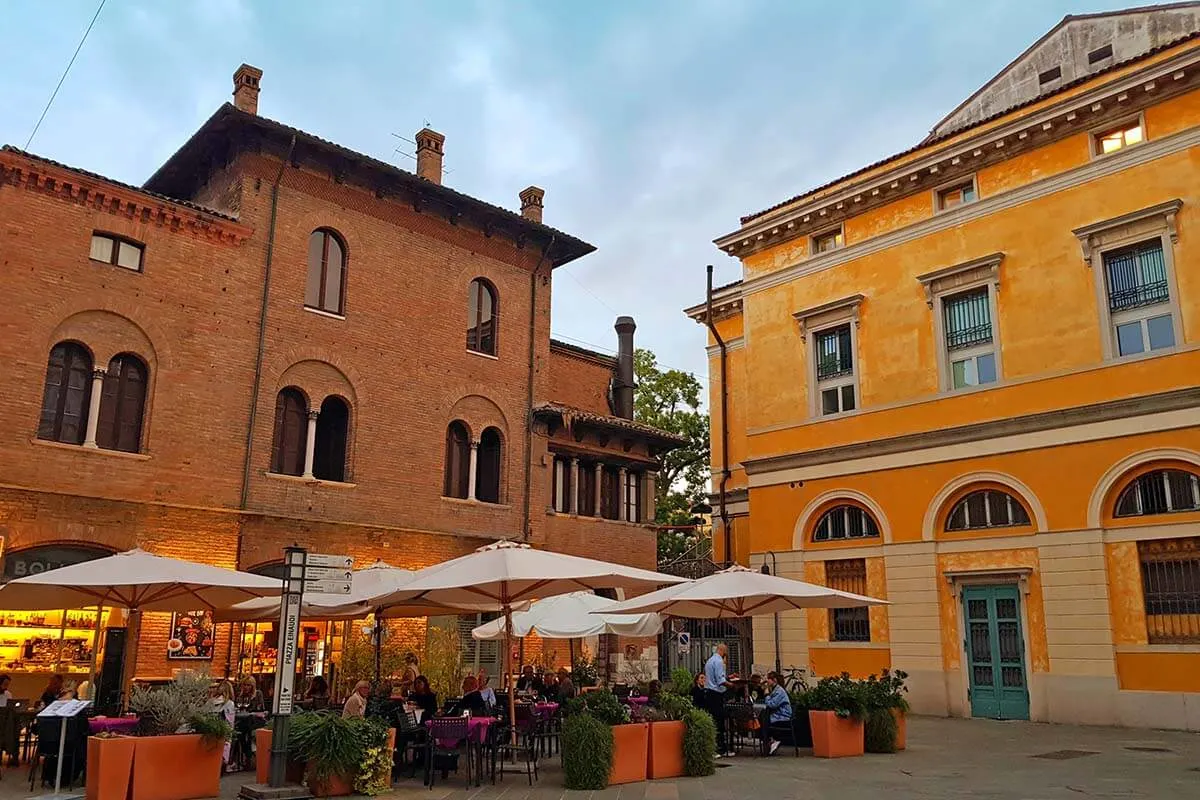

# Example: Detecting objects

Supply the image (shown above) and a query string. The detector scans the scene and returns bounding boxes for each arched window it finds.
[1115,469,1200,517]
[812,504,880,542]
[443,421,471,499]
[313,396,350,482]
[271,388,308,476]
[946,489,1031,531]
[476,427,502,503]
[37,342,93,445]
[96,354,148,453]
[306,229,347,315]
[467,279,498,355]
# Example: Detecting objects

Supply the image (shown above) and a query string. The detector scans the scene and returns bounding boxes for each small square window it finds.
[89,235,113,263]
[1117,321,1145,356]
[936,180,977,211]
[1147,314,1175,351]
[89,233,143,272]
[812,228,844,254]
[1095,120,1144,155]
[1088,44,1113,65]
[1038,65,1062,86]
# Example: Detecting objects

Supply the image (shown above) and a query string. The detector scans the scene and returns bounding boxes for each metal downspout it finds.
[704,265,731,564]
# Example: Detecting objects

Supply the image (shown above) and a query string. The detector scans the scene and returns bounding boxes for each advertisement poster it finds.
[167,610,215,660]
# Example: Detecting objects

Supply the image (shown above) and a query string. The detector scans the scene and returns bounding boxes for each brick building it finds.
[0,64,679,701]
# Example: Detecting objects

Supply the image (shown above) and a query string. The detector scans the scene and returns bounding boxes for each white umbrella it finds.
[373,539,685,730]
[471,591,663,640]
[599,564,887,618]
[0,548,280,611]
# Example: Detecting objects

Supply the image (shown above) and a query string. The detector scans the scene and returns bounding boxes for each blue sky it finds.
[1,0,1139,390]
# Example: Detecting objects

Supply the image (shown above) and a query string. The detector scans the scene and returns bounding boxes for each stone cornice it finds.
[0,150,253,245]
[716,44,1200,257]
[916,253,1003,307]
[1072,198,1183,266]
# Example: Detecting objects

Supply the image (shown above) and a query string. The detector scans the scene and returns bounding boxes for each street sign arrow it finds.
[308,553,353,569]
[307,580,353,594]
[304,566,354,581]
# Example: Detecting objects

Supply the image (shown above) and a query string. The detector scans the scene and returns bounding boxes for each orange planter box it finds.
[130,734,223,800]
[608,722,650,785]
[647,721,685,780]
[256,727,273,784]
[892,709,907,751]
[808,710,864,758]
[306,768,354,797]
[86,736,135,800]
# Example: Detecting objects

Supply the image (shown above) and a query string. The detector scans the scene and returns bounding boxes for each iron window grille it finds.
[1115,470,1200,517]
[946,490,1031,531]
[827,558,871,642]
[943,289,993,350]
[1137,537,1200,644]
[813,505,880,542]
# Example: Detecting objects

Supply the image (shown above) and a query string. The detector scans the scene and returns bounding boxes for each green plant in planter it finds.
[803,673,868,720]
[571,656,601,688]
[864,707,899,754]
[667,666,694,694]
[562,713,613,790]
[288,711,367,782]
[655,690,695,721]
[350,717,390,795]
[859,668,909,753]
[682,708,716,777]
[187,713,233,750]
[564,689,628,726]
[129,671,212,736]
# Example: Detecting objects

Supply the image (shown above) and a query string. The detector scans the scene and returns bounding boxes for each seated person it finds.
[646,679,663,707]
[747,674,766,703]
[367,681,400,722]
[515,666,544,695]
[444,676,487,716]
[542,672,561,700]
[476,669,497,709]
[760,671,793,756]
[690,673,707,710]
[556,667,577,701]
[342,680,370,718]
[407,675,438,719]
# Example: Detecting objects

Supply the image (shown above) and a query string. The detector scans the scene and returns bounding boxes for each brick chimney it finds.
[613,316,636,420]
[415,128,445,184]
[232,64,263,115]
[519,186,545,223]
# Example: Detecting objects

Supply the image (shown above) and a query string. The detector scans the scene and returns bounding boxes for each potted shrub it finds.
[288,712,367,797]
[787,686,814,748]
[682,708,716,777]
[858,669,909,753]
[562,713,613,790]
[86,732,135,800]
[646,692,691,780]
[126,672,228,800]
[804,673,867,758]
[563,689,647,785]
[351,718,393,796]
[668,667,694,695]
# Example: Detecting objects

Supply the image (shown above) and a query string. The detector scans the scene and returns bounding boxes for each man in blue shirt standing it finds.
[703,644,735,757]
[760,671,793,756]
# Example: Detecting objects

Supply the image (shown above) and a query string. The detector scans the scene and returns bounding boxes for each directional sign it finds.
[274,591,302,715]
[308,553,353,569]
[304,566,353,581]
[307,579,353,595]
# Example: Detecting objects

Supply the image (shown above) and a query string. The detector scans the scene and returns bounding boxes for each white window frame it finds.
[793,294,864,418]
[933,175,978,213]
[551,456,570,513]
[1072,199,1184,361]
[917,253,1004,393]
[1089,112,1146,159]
[810,224,845,255]
[623,470,641,523]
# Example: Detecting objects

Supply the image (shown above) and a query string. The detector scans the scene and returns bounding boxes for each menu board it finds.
[167,610,215,660]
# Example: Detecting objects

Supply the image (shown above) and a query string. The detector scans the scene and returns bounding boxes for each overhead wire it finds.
[24,0,108,151]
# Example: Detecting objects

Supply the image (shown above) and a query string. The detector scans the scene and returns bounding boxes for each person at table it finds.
[407,675,438,719]
[399,652,419,695]
[36,674,64,711]
[556,667,577,701]
[704,644,736,757]
[367,681,401,722]
[760,671,793,756]
[476,669,497,710]
[445,676,487,716]
[342,680,370,718]
[515,666,543,694]
[747,674,766,703]
[238,676,265,712]
[690,672,707,710]
[0,674,11,707]
[57,679,78,701]
[646,679,663,707]
[304,675,330,710]
[542,671,560,700]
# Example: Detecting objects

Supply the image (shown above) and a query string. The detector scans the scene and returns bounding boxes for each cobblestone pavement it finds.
[179,715,1199,800]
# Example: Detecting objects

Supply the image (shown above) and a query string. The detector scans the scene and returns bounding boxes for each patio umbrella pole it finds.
[504,605,517,745]
[119,608,142,712]
[373,609,383,686]
[86,605,104,702]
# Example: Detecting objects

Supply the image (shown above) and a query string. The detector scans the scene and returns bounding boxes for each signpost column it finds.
[269,547,305,788]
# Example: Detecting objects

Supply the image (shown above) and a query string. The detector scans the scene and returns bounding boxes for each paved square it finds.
[181,716,1195,800]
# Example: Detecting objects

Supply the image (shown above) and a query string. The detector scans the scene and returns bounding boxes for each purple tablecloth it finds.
[90,716,139,734]
[625,696,649,706]
[534,702,559,719]
[426,715,493,746]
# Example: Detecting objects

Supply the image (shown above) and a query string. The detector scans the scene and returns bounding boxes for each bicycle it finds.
[779,665,809,694]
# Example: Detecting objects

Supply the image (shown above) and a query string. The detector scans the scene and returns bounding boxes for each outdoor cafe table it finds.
[533,702,558,720]
[426,715,493,747]
[89,716,139,735]
[625,696,650,706]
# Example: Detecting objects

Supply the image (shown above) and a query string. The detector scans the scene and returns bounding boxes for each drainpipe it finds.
[762,552,782,674]
[704,265,731,565]
[522,235,556,541]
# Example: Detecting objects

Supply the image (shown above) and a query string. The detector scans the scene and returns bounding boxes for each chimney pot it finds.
[232,64,263,115]
[519,186,545,223]
[614,316,637,420]
[415,128,445,185]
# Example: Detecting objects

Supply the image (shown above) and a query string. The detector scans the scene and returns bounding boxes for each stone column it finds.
[82,368,106,448]
[467,441,480,500]
[569,458,580,514]
[593,463,603,517]
[302,410,320,478]
[618,468,628,521]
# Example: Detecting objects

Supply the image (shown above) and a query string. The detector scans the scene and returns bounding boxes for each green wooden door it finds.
[962,585,1030,720]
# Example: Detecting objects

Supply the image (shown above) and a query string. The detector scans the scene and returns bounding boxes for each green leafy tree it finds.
[633,349,710,560]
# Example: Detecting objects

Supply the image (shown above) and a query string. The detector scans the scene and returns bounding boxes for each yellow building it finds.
[686,5,1200,729]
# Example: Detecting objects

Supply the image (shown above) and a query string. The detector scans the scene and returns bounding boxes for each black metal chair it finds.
[766,710,809,756]
[394,710,427,779]
[725,701,758,755]
[425,716,471,789]
[492,703,539,785]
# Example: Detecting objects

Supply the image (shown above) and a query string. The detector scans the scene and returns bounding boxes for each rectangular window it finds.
[1088,44,1113,64]
[1137,537,1200,644]
[623,471,642,522]
[812,227,844,254]
[1038,65,1062,86]
[814,324,856,416]
[826,559,871,642]
[577,464,596,517]
[936,179,977,211]
[600,466,621,520]
[1104,240,1175,356]
[89,233,144,272]
[552,456,573,513]
[943,288,997,389]
[1095,119,1144,155]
